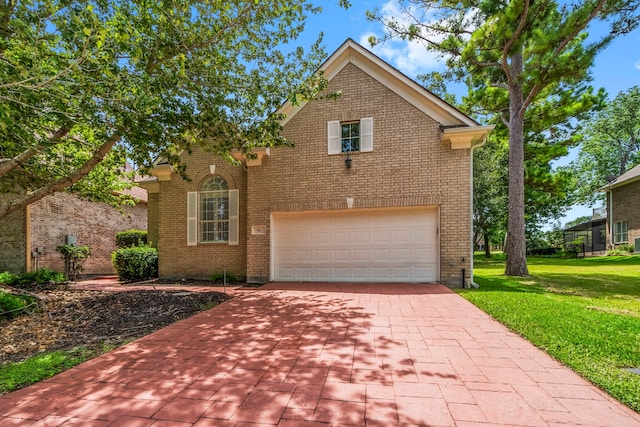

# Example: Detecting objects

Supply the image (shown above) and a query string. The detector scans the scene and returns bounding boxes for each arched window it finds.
[199,176,229,242]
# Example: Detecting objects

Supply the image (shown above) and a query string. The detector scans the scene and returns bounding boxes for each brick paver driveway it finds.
[2,283,639,426]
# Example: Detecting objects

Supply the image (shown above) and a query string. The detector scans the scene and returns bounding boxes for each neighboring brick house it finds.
[141,39,492,287]
[600,163,640,251]
[0,188,147,276]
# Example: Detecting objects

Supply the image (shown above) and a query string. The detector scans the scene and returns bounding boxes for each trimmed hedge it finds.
[115,230,148,249]
[111,246,158,282]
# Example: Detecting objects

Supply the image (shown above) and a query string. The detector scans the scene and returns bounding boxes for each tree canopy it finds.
[369,0,640,276]
[0,0,349,219]
[571,86,640,205]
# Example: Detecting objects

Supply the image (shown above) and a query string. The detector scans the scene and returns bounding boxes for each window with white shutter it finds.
[187,176,239,245]
[327,117,373,154]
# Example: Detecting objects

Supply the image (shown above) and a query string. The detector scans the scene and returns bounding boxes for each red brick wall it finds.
[29,193,147,276]
[152,156,248,280]
[609,179,640,248]
[0,201,27,273]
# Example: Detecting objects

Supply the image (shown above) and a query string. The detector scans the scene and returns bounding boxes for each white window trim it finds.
[614,220,628,244]
[187,188,239,246]
[327,117,373,154]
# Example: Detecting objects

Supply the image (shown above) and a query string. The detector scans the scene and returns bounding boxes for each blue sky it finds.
[295,0,640,227]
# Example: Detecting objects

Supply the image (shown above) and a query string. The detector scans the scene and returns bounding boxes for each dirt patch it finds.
[0,288,231,365]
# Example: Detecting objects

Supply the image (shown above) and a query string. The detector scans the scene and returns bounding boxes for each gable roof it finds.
[600,163,640,190]
[278,38,479,128]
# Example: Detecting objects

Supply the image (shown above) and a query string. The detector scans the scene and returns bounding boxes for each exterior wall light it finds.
[345,155,352,169]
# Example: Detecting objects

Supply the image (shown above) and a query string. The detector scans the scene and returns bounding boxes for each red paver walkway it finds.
[1,283,639,426]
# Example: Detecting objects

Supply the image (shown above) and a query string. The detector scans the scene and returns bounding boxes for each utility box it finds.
[635,237,640,253]
[64,235,77,245]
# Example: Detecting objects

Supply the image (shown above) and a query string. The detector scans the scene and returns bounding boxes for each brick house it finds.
[600,163,640,251]
[141,39,493,287]
[0,188,147,276]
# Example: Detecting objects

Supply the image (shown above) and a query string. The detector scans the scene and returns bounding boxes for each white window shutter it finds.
[228,189,239,245]
[187,192,198,246]
[328,120,341,154]
[360,117,373,152]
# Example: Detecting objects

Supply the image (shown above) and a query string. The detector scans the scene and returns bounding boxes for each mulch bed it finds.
[0,286,231,365]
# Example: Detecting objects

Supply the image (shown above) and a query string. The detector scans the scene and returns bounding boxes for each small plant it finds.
[209,272,240,284]
[0,271,18,285]
[56,245,91,281]
[112,245,158,282]
[115,230,148,249]
[0,290,36,319]
[1,269,65,291]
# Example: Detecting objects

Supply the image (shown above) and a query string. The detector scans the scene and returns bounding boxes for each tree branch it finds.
[0,126,71,176]
[0,133,121,219]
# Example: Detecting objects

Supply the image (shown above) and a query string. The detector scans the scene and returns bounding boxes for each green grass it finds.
[0,347,101,394]
[460,253,640,412]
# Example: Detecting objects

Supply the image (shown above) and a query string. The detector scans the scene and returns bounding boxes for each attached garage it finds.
[271,207,439,283]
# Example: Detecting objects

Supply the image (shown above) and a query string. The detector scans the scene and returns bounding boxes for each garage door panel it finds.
[296,233,313,245]
[315,249,331,262]
[273,208,438,282]
[332,248,350,261]
[371,248,390,262]
[372,230,390,242]
[297,250,313,262]
[315,232,332,245]
[351,248,370,261]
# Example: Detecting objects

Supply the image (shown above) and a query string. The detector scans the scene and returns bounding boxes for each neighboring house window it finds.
[614,220,628,244]
[328,117,373,154]
[187,176,239,246]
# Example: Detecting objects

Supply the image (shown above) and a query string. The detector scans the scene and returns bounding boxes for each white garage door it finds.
[272,207,439,282]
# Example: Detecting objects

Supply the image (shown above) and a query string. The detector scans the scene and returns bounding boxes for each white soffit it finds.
[441,125,495,149]
[279,39,478,128]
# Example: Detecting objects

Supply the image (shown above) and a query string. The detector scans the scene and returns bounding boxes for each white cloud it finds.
[359,0,444,78]
[359,0,480,78]
[635,60,640,70]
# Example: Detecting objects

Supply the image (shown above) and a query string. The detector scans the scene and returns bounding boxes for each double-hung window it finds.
[200,176,229,243]
[328,117,373,154]
[187,175,239,246]
[614,220,628,244]
[341,122,360,152]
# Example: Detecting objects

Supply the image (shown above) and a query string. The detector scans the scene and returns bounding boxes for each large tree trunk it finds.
[505,52,529,276]
[483,232,491,258]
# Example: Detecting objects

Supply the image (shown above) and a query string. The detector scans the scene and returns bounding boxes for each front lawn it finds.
[459,254,640,412]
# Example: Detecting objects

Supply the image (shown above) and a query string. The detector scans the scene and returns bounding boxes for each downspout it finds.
[608,190,613,249]
[25,204,32,273]
[468,144,480,289]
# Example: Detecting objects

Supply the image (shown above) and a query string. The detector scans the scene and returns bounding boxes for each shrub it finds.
[112,245,158,282]
[0,290,35,319]
[56,245,91,281]
[115,230,148,249]
[0,271,18,285]
[617,243,634,253]
[608,243,635,256]
[2,269,65,291]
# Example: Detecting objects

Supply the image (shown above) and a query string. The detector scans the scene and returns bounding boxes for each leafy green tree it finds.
[565,215,592,228]
[368,0,639,276]
[473,135,507,258]
[571,86,640,205]
[0,0,349,219]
